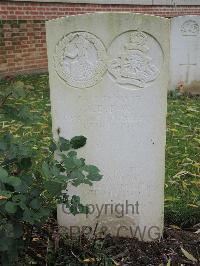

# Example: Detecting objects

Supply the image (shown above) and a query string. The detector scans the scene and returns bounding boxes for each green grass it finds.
[0,74,52,163]
[165,93,200,226]
[0,74,199,226]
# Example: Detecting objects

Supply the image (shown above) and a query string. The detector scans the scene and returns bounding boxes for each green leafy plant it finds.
[43,134,102,215]
[0,80,36,123]
[0,132,102,265]
[0,79,103,265]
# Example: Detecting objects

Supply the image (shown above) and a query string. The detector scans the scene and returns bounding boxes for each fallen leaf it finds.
[32,238,39,241]
[181,247,197,262]
[82,258,96,263]
[195,229,200,234]
[187,204,199,208]
[167,258,171,266]
[170,225,181,230]
[112,259,123,266]
[0,195,8,200]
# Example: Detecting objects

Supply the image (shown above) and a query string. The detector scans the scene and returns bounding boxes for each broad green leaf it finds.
[69,205,79,216]
[69,170,85,180]
[49,141,57,152]
[0,238,10,251]
[63,157,77,170]
[83,165,100,173]
[0,141,7,151]
[72,178,85,187]
[71,195,81,205]
[14,182,28,193]
[87,173,103,181]
[19,157,32,170]
[68,151,77,157]
[13,224,23,238]
[18,201,27,210]
[56,174,69,182]
[23,209,33,223]
[73,158,84,168]
[51,165,60,177]
[44,180,62,196]
[12,81,25,98]
[7,176,21,187]
[38,208,50,218]
[5,202,17,214]
[42,161,51,178]
[3,132,12,144]
[20,173,34,186]
[70,136,87,149]
[30,188,41,198]
[0,167,8,182]
[17,106,31,121]
[59,137,71,151]
[30,198,41,210]
[13,80,24,89]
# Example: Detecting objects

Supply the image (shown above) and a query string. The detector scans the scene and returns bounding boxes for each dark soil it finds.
[101,227,200,265]
[27,220,200,266]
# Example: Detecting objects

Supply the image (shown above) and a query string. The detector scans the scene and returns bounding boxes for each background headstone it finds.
[170,15,200,90]
[46,13,170,241]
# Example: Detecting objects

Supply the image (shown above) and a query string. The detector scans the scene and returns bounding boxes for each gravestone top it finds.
[170,15,200,90]
[47,12,168,90]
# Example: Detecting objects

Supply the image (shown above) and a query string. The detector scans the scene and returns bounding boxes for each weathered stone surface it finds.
[170,15,200,90]
[46,13,170,241]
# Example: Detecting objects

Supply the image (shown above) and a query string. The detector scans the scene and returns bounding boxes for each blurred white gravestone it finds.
[46,13,169,241]
[170,16,200,90]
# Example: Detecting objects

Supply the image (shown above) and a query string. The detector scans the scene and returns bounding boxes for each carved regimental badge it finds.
[54,32,107,88]
[108,31,163,88]
[181,20,199,36]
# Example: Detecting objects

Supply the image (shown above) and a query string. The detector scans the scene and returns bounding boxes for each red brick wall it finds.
[0,20,46,76]
[1,1,200,77]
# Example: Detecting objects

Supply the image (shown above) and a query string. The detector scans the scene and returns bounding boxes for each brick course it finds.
[1,1,200,76]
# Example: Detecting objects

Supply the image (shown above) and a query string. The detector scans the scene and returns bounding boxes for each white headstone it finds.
[170,15,200,90]
[46,13,169,241]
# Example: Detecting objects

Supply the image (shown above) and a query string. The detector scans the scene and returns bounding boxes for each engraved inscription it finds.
[64,94,146,131]
[108,31,163,88]
[54,32,107,88]
[181,20,199,36]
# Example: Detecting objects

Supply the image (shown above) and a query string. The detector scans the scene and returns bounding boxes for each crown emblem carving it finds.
[108,31,161,88]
